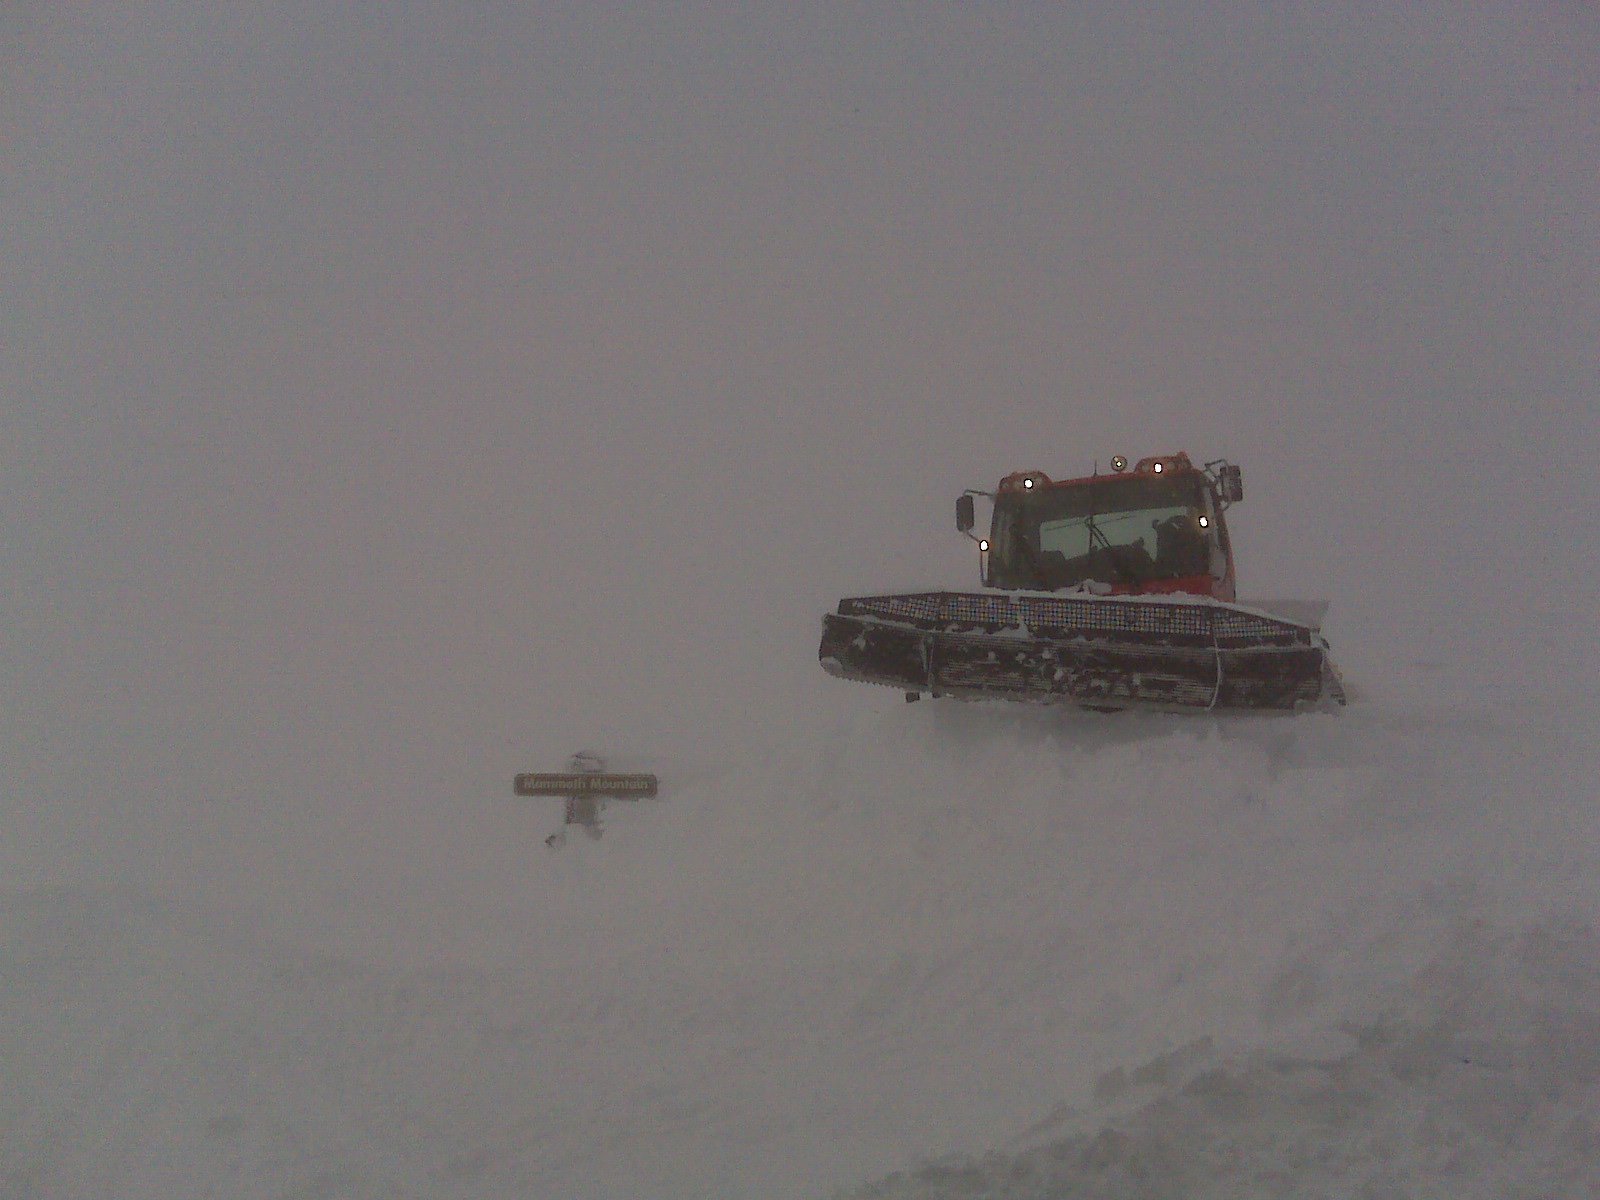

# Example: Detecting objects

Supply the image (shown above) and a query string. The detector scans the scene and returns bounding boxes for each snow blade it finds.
[819,591,1345,712]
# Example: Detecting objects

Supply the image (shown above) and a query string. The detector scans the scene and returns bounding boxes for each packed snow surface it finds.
[5,7,1599,1198]
[6,664,1600,1198]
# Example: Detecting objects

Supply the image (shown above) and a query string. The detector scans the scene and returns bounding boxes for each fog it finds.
[3,7,1599,1193]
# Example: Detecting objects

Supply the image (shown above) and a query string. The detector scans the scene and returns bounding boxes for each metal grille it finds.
[840,591,1306,644]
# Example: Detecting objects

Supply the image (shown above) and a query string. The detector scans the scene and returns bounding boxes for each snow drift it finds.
[6,681,1599,1198]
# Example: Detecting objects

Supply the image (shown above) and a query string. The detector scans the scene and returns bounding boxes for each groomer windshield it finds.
[987,471,1215,591]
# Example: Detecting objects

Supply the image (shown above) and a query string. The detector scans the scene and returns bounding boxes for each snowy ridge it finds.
[848,918,1600,1199]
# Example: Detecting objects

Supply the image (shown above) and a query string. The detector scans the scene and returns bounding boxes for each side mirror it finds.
[1219,464,1243,503]
[956,494,975,533]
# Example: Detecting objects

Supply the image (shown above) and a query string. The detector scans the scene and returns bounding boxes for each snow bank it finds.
[5,689,1598,1199]
[847,916,1600,1199]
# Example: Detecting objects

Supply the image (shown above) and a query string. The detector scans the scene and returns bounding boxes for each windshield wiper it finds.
[1084,513,1140,587]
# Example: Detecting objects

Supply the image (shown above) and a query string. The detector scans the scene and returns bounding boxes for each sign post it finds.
[514,752,659,846]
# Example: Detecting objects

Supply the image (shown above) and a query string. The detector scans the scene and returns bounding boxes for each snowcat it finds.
[819,453,1344,712]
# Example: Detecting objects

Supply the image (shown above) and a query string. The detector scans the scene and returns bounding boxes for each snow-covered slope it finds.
[6,667,1599,1198]
[5,7,1599,1198]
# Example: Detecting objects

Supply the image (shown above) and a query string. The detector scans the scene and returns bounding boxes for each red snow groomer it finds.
[820,453,1345,712]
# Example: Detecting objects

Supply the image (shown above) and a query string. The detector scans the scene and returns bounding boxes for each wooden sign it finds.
[514,773,659,798]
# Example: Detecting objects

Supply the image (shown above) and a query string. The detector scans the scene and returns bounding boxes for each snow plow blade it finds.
[819,592,1344,712]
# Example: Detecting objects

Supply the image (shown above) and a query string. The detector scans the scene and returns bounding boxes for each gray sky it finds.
[4,5,1597,877]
